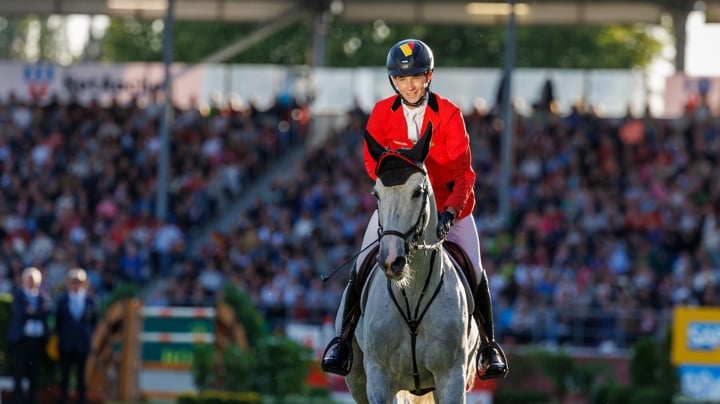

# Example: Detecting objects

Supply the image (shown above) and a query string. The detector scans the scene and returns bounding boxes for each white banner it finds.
[0,62,202,108]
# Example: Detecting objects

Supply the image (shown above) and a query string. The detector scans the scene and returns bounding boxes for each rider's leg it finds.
[446,215,508,379]
[475,270,508,379]
[320,266,359,376]
[321,210,379,376]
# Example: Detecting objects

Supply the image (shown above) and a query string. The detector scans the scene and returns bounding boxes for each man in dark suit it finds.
[54,268,99,404]
[6,266,51,404]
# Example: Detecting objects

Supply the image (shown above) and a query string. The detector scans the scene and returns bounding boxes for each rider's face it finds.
[392,73,431,106]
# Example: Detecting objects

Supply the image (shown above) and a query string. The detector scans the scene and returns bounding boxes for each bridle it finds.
[376,182,428,253]
[374,151,442,253]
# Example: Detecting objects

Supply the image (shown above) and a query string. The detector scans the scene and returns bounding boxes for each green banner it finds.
[141,341,210,364]
[142,316,214,334]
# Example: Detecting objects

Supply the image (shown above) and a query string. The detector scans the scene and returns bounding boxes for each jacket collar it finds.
[391,92,439,113]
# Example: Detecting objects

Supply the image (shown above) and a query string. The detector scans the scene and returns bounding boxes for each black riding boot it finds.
[475,271,509,379]
[321,267,359,376]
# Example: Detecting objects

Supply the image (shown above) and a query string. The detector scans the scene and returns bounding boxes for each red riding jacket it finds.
[364,92,476,220]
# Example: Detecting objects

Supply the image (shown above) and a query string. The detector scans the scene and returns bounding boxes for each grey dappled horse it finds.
[339,124,480,404]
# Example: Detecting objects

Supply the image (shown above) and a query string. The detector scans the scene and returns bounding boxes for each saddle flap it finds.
[443,241,477,286]
[357,245,380,313]
[444,240,476,313]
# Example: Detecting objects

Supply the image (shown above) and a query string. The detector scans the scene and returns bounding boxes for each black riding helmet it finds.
[386,39,434,106]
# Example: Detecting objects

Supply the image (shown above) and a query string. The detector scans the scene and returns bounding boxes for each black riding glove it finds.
[436,210,456,240]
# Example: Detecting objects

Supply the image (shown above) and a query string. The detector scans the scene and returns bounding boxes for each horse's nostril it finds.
[392,256,407,271]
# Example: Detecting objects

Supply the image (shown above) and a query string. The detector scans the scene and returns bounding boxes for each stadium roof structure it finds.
[1,0,717,70]
[0,0,716,24]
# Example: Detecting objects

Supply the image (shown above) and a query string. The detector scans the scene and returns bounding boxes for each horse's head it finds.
[365,123,437,281]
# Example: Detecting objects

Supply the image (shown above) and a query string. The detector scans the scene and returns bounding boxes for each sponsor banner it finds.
[0,62,202,108]
[672,306,720,365]
[679,365,720,401]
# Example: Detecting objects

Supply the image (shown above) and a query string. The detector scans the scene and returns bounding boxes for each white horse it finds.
[340,124,480,404]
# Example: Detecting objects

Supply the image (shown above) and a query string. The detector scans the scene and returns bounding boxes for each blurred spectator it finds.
[54,268,99,404]
[6,267,51,404]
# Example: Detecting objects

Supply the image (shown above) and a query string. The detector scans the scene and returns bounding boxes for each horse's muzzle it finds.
[381,256,407,280]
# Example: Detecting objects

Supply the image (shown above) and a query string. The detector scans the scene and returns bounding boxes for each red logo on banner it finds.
[24,64,54,101]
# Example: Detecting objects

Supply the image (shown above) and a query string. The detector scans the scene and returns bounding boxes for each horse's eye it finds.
[413,187,425,199]
[371,189,379,199]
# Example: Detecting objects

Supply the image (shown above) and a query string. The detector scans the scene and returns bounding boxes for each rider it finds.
[320,38,508,379]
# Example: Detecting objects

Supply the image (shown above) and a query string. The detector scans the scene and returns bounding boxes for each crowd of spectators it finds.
[0,89,308,301]
[187,92,720,350]
[2,85,719,351]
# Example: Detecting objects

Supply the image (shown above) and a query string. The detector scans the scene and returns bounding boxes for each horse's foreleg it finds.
[432,363,469,404]
[346,339,369,404]
[396,390,435,404]
[365,363,395,404]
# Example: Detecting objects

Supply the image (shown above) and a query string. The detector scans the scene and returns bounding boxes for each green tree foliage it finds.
[530,349,609,400]
[629,336,678,394]
[590,335,678,404]
[0,15,71,63]
[221,283,268,346]
[100,19,313,64]
[190,285,321,401]
[101,18,165,62]
[219,337,314,396]
[191,344,217,391]
[97,16,663,69]
[99,282,139,313]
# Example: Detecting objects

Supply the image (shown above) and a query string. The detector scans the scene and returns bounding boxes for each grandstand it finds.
[2,62,719,400]
[1,0,720,402]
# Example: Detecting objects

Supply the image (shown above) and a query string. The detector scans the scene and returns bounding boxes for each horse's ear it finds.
[408,122,433,162]
[364,130,386,162]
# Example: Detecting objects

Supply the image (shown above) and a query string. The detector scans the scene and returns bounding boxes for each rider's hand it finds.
[436,209,456,240]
